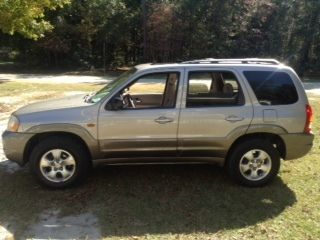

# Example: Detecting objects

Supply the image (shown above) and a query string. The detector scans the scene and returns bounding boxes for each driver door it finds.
[98,70,183,158]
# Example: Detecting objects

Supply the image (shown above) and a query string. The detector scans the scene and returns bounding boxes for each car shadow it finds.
[0,164,296,239]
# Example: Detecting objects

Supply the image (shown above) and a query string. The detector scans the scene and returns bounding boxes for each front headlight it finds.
[7,115,20,132]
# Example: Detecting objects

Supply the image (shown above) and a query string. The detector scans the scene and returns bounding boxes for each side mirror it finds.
[106,96,124,110]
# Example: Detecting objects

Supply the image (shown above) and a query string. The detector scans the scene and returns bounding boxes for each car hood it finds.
[14,94,92,115]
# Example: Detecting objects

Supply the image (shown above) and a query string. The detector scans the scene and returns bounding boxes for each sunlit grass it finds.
[0,82,101,97]
[0,82,102,117]
[129,82,165,94]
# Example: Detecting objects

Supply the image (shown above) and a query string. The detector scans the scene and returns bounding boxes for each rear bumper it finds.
[2,131,35,166]
[281,133,314,160]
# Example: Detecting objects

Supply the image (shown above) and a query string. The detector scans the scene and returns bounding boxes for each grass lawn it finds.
[0,82,101,97]
[0,81,319,239]
[0,82,102,119]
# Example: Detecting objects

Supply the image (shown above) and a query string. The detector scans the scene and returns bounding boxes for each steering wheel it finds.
[122,92,136,108]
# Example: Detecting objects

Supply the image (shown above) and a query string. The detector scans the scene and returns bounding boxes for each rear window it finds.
[243,71,298,105]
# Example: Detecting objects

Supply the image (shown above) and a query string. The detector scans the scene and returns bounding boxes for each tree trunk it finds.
[297,2,320,76]
[141,0,147,62]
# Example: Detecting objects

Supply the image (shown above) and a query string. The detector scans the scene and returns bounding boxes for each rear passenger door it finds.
[177,68,253,158]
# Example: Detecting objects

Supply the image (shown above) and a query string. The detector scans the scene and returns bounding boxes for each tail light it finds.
[304,104,313,134]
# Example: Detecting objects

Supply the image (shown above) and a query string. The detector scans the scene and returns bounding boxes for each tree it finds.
[295,0,320,75]
[0,0,70,39]
[1,0,319,75]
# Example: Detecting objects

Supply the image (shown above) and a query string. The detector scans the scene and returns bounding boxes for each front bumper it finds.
[2,130,35,166]
[281,133,314,160]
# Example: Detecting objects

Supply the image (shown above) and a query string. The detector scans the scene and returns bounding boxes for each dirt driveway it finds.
[0,73,115,84]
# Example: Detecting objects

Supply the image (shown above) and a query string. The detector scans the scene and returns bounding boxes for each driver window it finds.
[121,72,179,109]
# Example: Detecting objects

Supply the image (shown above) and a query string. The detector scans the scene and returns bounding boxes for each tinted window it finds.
[187,71,243,107]
[243,71,298,105]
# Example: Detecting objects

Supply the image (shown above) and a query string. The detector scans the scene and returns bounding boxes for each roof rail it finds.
[181,58,281,65]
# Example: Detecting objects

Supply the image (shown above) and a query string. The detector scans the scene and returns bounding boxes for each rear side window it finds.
[187,71,243,107]
[243,71,298,105]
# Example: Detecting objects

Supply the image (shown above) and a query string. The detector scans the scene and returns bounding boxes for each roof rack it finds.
[181,58,281,65]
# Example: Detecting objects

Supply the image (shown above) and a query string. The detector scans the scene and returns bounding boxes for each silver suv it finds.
[2,59,314,188]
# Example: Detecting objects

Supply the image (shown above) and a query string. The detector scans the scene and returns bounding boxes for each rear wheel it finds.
[227,139,280,187]
[30,137,90,188]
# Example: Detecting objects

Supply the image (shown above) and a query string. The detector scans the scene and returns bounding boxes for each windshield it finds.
[89,68,137,103]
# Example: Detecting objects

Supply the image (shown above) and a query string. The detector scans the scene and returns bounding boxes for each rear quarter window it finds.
[243,71,298,105]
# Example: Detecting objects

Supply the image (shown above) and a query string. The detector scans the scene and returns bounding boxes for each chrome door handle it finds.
[225,115,244,122]
[155,116,174,124]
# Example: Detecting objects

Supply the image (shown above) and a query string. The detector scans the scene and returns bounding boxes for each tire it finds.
[29,136,91,189]
[227,139,280,187]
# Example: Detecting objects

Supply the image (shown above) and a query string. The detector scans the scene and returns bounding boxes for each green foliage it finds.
[0,0,70,39]
[0,0,319,75]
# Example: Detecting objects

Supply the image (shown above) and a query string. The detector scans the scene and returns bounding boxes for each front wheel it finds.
[30,137,90,188]
[227,139,280,187]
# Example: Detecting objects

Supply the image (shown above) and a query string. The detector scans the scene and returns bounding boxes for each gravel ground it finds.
[24,210,101,239]
[0,119,22,174]
[304,82,320,95]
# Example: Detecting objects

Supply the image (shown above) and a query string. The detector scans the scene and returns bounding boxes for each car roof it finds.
[134,58,291,72]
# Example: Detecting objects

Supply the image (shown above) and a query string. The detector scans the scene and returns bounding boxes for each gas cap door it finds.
[263,109,277,123]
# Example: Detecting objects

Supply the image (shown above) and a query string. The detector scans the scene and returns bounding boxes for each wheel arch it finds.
[225,132,286,165]
[23,131,92,165]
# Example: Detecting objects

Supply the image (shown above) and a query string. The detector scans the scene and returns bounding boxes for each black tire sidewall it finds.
[227,139,280,187]
[30,137,89,189]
